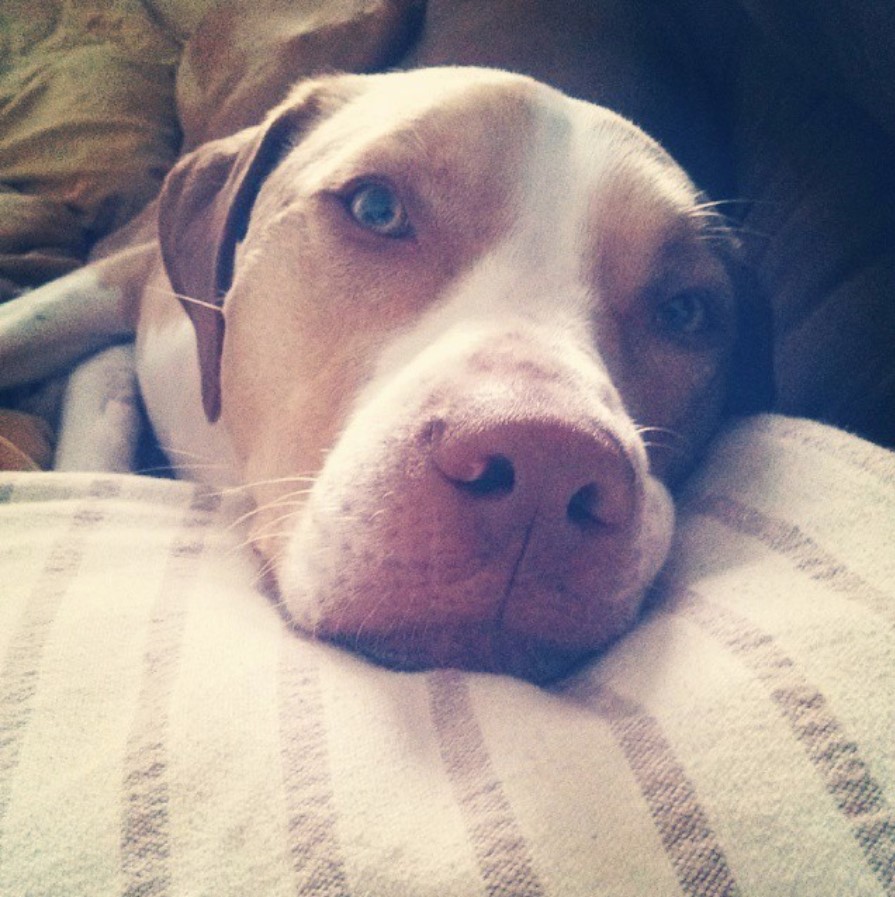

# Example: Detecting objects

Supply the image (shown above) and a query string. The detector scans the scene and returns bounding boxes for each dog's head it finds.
[158,67,772,682]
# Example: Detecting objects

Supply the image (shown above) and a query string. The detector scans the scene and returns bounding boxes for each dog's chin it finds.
[335,628,573,680]
[320,620,625,685]
[274,521,663,684]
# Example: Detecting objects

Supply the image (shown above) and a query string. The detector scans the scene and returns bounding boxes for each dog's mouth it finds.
[318,618,615,684]
[277,524,647,681]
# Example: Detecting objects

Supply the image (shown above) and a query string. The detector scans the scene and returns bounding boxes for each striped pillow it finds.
[0,414,892,896]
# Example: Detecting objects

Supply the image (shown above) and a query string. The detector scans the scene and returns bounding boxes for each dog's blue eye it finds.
[347,182,411,237]
[655,290,711,338]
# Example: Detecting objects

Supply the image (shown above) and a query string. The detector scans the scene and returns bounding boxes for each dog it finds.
[0,67,771,681]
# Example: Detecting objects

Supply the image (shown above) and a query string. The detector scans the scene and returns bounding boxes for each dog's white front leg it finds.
[54,344,142,473]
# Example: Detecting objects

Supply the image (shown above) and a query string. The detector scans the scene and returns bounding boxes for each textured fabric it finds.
[0,0,215,299]
[0,414,892,895]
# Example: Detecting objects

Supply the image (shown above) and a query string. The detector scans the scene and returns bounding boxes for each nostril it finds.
[455,455,516,497]
[428,418,516,498]
[567,468,635,530]
[458,454,515,497]
[567,483,603,529]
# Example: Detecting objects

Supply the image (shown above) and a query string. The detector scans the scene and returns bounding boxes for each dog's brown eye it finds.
[654,290,712,338]
[346,182,411,238]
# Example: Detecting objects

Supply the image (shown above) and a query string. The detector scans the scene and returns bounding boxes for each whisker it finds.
[636,424,689,460]
[143,283,223,314]
[153,446,234,476]
[229,496,312,532]
[689,198,751,214]
[134,463,176,476]
[160,446,231,465]
[242,511,300,545]
[235,529,286,561]
[688,198,779,246]
[142,460,229,473]
[636,425,685,443]
[227,473,318,493]
[248,551,284,598]
[689,197,782,216]
[227,489,313,530]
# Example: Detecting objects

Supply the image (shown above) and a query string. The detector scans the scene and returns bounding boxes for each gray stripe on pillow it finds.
[593,687,741,897]
[693,494,894,626]
[428,669,546,897]
[278,641,350,896]
[753,416,895,486]
[677,588,895,895]
[120,490,211,897]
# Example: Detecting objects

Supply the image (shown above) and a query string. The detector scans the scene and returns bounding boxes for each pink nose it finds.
[428,415,638,545]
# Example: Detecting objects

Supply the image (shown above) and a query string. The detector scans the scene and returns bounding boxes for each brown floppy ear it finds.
[157,79,354,422]
[724,259,776,415]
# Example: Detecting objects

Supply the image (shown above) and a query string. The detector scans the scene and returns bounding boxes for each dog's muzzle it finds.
[277,328,674,682]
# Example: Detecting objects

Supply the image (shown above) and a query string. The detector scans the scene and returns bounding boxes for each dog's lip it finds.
[318,620,616,684]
